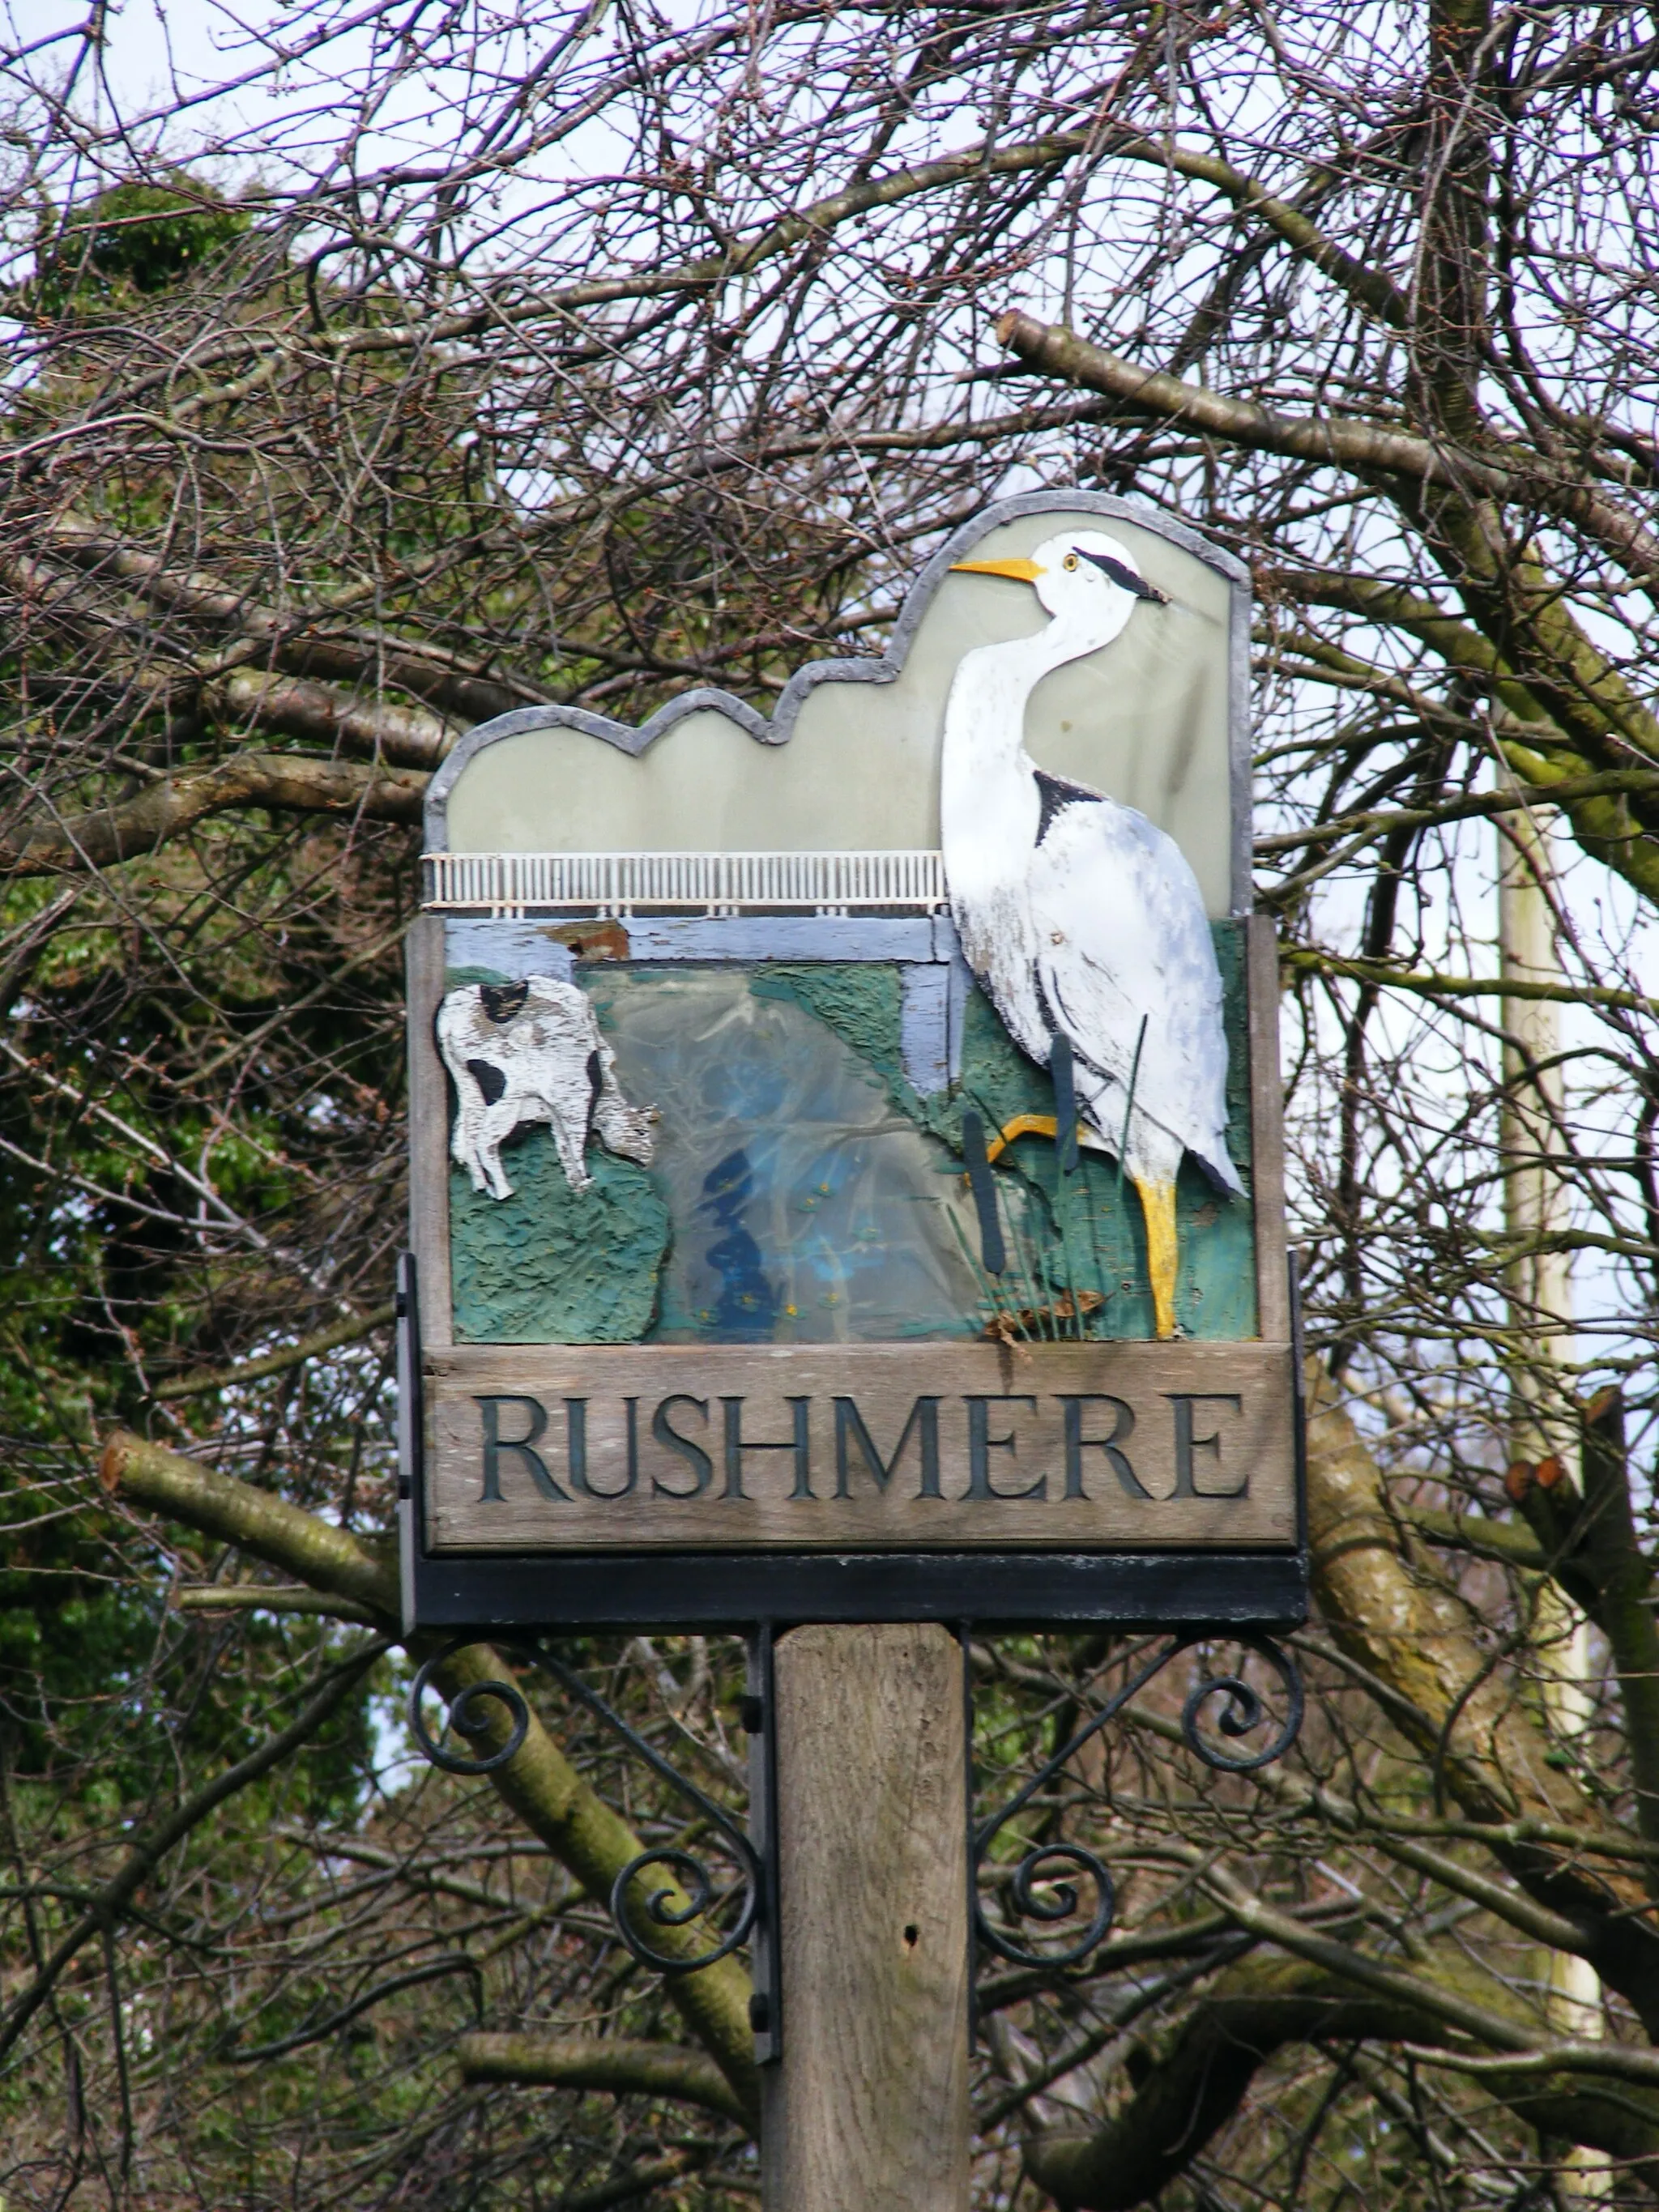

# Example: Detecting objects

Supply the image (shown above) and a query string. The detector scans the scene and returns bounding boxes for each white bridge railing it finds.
[422,849,949,916]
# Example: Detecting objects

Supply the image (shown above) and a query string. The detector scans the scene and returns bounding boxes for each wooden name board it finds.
[399,492,1306,1632]
[425,1342,1295,1552]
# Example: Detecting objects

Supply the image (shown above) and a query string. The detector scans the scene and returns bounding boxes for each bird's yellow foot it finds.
[1131,1176,1179,1340]
[982,1114,1058,1166]
[970,1128,1179,1340]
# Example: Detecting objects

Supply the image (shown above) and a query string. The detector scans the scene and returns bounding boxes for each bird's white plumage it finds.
[1029,799,1239,1194]
[941,529,1240,1205]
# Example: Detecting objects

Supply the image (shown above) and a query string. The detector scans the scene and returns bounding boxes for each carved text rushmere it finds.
[424,1344,1295,1553]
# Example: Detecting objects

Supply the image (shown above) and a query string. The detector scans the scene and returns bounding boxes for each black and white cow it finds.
[436,974,656,1199]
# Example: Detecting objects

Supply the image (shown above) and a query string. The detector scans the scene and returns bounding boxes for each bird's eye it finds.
[1063,552,1079,571]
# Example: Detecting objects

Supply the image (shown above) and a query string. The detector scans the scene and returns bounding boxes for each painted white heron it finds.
[943,528,1243,1340]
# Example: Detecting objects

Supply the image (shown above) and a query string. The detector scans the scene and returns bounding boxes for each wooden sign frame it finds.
[398,493,1307,1634]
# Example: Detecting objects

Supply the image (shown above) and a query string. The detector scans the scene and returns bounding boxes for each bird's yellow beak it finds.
[950,556,1043,583]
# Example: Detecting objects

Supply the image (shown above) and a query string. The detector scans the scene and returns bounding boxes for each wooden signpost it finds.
[399,491,1304,2208]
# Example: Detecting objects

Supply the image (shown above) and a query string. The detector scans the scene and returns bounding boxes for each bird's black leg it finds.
[961,1111,1006,1276]
[1049,1034,1080,1176]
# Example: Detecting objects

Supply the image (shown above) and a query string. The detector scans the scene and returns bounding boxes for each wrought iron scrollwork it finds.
[972,1632,1303,1971]
[408,1638,760,1975]
[1180,1634,1303,1773]
[407,1653,531,1773]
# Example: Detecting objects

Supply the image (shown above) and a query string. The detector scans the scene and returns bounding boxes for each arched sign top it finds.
[424,491,1251,919]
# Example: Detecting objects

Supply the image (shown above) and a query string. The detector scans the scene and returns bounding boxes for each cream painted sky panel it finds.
[439,507,1238,917]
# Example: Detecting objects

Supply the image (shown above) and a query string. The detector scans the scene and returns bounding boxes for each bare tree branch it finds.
[0,754,427,876]
[458,2035,749,2125]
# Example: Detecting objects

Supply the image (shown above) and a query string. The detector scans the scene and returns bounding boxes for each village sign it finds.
[396,491,1306,1633]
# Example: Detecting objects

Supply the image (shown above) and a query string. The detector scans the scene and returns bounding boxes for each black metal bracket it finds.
[967,1629,1303,2019]
[742,1625,783,2064]
[407,1623,1302,2072]
[407,1634,782,2057]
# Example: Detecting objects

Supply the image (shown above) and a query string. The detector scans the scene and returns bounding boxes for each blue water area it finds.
[699,1146,782,1337]
[591,969,983,1343]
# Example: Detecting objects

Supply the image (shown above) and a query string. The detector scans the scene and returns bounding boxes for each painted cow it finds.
[436,974,656,1199]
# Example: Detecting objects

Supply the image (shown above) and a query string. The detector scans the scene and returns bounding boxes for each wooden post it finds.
[762,1623,970,2212]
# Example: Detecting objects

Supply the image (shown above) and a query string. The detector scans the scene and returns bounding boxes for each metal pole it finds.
[1498,803,1606,2198]
[1499,800,1572,1454]
[761,1622,970,2212]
